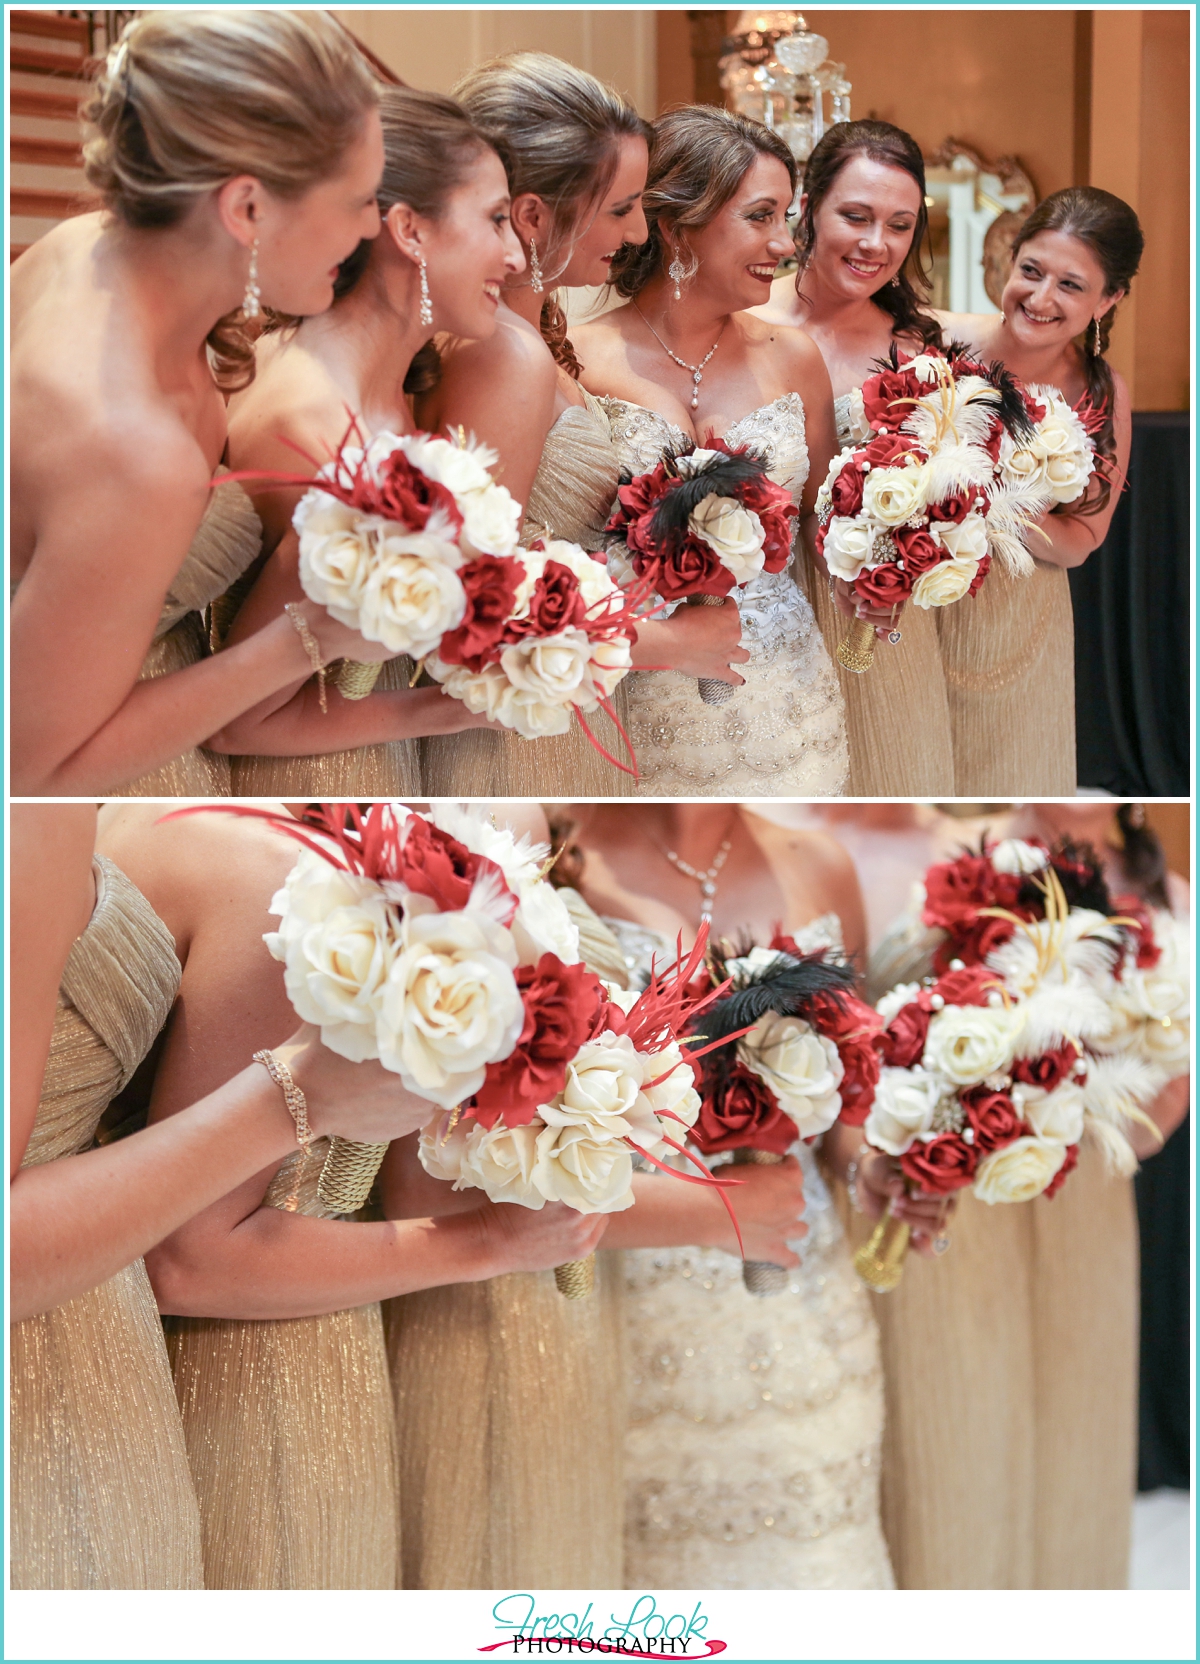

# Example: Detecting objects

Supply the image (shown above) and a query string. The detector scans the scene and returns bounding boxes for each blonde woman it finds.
[11,11,392,795]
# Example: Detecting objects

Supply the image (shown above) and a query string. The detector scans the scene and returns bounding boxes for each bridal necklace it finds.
[633,302,727,411]
[656,814,738,925]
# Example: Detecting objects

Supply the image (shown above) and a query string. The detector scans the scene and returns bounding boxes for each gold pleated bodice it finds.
[385,895,629,1589]
[421,389,635,796]
[165,1135,400,1589]
[10,857,203,1589]
[123,474,263,797]
[858,926,1135,1587]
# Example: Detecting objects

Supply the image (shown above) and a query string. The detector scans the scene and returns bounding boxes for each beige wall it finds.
[334,7,657,117]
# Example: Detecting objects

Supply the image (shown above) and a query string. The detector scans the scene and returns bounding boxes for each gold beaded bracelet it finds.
[284,602,328,714]
[252,1048,313,1148]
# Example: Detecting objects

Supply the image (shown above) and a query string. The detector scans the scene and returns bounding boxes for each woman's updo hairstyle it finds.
[81,9,380,389]
[609,106,796,301]
[795,119,941,350]
[332,85,499,394]
[454,52,649,376]
[1011,186,1143,514]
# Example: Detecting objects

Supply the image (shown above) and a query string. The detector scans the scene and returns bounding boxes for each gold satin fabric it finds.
[165,1145,400,1589]
[122,475,264,797]
[857,930,1136,1588]
[422,391,634,797]
[386,894,629,1589]
[935,561,1076,796]
[10,858,203,1589]
[230,654,421,797]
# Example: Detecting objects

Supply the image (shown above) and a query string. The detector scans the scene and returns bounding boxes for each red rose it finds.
[933,966,1005,1007]
[860,367,922,433]
[374,451,463,534]
[606,463,670,536]
[830,461,866,519]
[436,556,523,669]
[864,432,917,469]
[1042,1141,1079,1199]
[961,1085,1023,1151]
[633,535,734,601]
[926,489,984,524]
[880,995,934,1067]
[769,931,801,956]
[757,500,798,574]
[394,816,516,921]
[923,852,1024,967]
[807,990,882,1126]
[470,955,608,1129]
[966,553,991,597]
[982,420,1005,465]
[1111,893,1162,970]
[899,1132,977,1194]
[1012,1043,1080,1094]
[893,526,943,576]
[524,559,588,637]
[691,1062,795,1157]
[854,560,912,610]
[933,914,1018,974]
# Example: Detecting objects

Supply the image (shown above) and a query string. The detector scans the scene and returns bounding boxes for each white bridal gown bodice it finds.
[600,394,848,797]
[605,912,894,1590]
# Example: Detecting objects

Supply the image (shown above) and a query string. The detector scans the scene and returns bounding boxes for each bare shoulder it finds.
[572,302,639,377]
[742,312,824,370]
[440,308,557,391]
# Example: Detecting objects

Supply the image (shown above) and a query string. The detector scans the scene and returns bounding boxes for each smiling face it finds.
[257,109,385,317]
[1001,228,1119,350]
[805,153,922,301]
[683,151,795,312]
[557,134,649,287]
[416,147,526,338]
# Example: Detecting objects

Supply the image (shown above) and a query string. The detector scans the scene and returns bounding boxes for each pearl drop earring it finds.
[668,255,686,302]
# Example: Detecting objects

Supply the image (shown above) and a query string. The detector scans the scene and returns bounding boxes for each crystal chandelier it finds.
[719,11,851,168]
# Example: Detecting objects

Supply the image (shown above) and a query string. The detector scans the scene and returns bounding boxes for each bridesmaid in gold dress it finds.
[10,804,430,1588]
[220,87,526,796]
[418,54,747,796]
[10,11,395,796]
[98,801,604,1590]
[933,189,1142,795]
[752,120,955,796]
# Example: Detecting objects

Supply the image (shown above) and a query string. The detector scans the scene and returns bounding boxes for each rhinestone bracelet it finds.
[252,1048,313,1149]
[284,602,328,714]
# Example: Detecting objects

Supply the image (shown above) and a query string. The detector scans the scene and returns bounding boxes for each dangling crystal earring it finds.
[528,238,544,295]
[668,255,687,301]
[418,255,433,329]
[1090,316,1102,355]
[242,237,261,319]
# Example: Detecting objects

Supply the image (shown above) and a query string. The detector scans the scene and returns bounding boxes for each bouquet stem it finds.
[554,1254,595,1299]
[836,614,877,675]
[732,1148,790,1296]
[315,1137,389,1215]
[688,593,738,706]
[334,659,384,700]
[853,1207,911,1292]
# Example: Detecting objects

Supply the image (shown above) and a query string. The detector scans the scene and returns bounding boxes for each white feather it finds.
[1081,1051,1167,1126]
[1085,1116,1139,1177]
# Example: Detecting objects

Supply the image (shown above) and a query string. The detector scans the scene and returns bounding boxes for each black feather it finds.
[700,951,857,1049]
[643,448,773,552]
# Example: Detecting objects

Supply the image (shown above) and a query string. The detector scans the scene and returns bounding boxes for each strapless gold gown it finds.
[122,475,264,797]
[385,896,627,1588]
[421,391,635,797]
[857,924,1135,1587]
[165,1149,400,1588]
[10,857,203,1588]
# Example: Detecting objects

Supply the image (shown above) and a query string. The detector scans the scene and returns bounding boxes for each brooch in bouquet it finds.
[604,439,796,706]
[683,934,882,1295]
[816,347,1100,674]
[856,836,1184,1291]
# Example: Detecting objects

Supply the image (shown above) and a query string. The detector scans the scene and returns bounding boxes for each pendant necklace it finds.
[658,815,737,925]
[633,302,727,411]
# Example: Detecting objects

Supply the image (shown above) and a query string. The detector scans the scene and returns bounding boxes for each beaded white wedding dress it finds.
[601,394,848,797]
[607,912,894,1591]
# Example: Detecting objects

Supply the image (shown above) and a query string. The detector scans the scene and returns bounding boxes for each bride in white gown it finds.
[567,803,893,1589]
[573,106,847,797]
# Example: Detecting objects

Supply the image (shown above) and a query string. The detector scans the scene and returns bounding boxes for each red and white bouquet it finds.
[604,439,797,704]
[856,837,1181,1289]
[816,348,1099,673]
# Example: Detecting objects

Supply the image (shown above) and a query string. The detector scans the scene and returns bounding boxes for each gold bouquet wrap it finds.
[732,1147,790,1296]
[554,1254,595,1300]
[853,1207,911,1292]
[334,659,384,700]
[316,1137,390,1215]
[836,614,877,675]
[688,592,738,705]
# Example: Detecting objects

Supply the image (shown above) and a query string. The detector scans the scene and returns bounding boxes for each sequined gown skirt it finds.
[624,1149,893,1590]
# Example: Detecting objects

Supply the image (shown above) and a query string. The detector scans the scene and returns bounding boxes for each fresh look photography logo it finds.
[480,1595,728,1658]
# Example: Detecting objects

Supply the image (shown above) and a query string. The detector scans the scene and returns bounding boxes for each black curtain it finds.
[1135,1112,1191,1491]
[1070,411,1190,795]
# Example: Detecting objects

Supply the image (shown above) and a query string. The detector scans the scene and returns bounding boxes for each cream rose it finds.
[688,493,767,583]
[865,1067,941,1156]
[632,1042,701,1150]
[533,1121,635,1213]
[973,1135,1067,1204]
[500,629,592,706]
[738,1012,845,1138]
[579,636,633,705]
[861,461,930,526]
[931,512,989,563]
[998,435,1050,494]
[1017,1080,1085,1144]
[1044,449,1093,505]
[459,1121,544,1208]
[390,431,522,557]
[922,1004,1022,1085]
[293,496,374,613]
[845,386,873,443]
[428,660,573,739]
[910,553,980,609]
[376,909,523,1108]
[991,838,1050,876]
[355,537,467,656]
[428,802,580,968]
[540,1032,644,1136]
[1117,920,1191,1072]
[823,516,874,581]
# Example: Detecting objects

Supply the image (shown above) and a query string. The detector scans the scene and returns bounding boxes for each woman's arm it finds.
[1025,371,1132,569]
[602,1158,806,1267]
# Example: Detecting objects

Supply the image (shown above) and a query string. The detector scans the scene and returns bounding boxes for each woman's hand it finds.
[472,1198,609,1277]
[853,1147,954,1258]
[280,1027,434,1145]
[832,578,902,640]
[298,601,399,667]
[631,602,749,683]
[718,1156,807,1267]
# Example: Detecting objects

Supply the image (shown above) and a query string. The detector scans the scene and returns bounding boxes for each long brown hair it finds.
[794,119,942,351]
[609,105,796,300]
[1011,186,1143,516]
